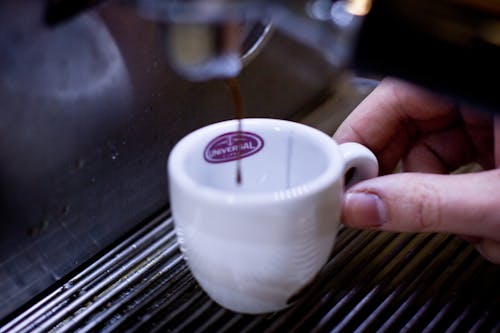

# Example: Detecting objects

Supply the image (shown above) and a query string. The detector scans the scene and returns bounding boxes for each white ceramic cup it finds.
[168,118,378,314]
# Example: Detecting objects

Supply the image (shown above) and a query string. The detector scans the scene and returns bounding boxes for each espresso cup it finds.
[168,118,378,314]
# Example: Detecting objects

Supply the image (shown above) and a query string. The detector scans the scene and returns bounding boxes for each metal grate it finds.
[1,210,499,333]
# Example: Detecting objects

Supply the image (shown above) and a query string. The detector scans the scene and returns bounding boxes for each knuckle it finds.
[411,181,442,231]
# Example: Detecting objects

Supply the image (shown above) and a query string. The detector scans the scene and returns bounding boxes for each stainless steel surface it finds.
[1,210,498,332]
[0,0,340,320]
[137,0,500,110]
[135,0,364,80]
[138,0,275,81]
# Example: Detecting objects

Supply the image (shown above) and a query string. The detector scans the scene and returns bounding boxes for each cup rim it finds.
[168,118,343,204]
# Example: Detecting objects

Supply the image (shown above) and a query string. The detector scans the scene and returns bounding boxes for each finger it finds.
[461,107,494,169]
[334,78,459,174]
[341,170,500,241]
[476,239,500,264]
[402,124,476,173]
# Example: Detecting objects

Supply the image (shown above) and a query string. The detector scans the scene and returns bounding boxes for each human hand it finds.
[334,77,500,264]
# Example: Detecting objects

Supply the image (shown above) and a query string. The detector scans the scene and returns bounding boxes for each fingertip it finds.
[342,192,386,228]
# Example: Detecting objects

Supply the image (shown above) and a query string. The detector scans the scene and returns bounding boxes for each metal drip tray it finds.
[1,210,499,333]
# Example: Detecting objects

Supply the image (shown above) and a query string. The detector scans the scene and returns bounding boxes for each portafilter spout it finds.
[136,0,274,81]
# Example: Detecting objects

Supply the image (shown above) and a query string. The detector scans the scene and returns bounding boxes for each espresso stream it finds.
[226,78,243,185]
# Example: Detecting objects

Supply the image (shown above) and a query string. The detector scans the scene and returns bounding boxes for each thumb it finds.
[342,169,500,240]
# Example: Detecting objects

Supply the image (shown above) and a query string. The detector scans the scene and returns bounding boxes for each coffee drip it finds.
[226,78,244,185]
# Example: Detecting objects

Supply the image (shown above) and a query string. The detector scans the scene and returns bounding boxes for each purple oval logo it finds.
[204,131,264,163]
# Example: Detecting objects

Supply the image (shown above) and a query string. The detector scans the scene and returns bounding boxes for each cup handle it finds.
[339,142,379,189]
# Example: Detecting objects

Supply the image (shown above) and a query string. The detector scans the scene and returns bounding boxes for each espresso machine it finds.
[1,0,499,331]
